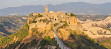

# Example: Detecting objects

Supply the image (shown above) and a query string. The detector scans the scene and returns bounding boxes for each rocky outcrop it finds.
[81,16,111,39]
[10,36,18,44]
[92,16,111,28]
[58,28,70,40]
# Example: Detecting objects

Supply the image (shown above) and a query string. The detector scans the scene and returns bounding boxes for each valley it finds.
[0,16,27,38]
[0,6,111,49]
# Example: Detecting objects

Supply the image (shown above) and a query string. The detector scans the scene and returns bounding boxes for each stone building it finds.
[29,6,78,25]
[45,6,48,14]
[28,6,78,32]
[26,6,79,39]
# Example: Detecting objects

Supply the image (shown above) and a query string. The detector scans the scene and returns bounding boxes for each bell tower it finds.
[45,6,48,14]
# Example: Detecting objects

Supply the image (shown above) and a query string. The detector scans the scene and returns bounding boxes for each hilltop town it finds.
[27,6,80,38]
[0,6,108,49]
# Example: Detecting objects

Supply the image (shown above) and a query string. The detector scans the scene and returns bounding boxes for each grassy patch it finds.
[0,23,29,48]
[63,30,106,49]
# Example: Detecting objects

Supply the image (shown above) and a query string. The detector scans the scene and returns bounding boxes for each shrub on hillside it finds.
[54,23,59,27]
[32,20,37,23]
[40,19,51,24]
[70,13,76,17]
[65,13,68,15]
[60,21,68,28]
[30,13,33,16]
[38,14,43,17]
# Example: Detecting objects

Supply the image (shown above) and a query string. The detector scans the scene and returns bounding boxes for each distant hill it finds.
[0,2,111,16]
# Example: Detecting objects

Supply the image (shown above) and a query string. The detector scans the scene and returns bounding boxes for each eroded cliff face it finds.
[81,16,111,39]
[92,16,111,28]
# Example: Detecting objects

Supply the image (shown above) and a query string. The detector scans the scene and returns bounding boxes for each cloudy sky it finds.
[0,0,111,9]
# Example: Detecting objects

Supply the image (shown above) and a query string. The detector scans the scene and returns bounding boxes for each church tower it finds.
[45,6,48,14]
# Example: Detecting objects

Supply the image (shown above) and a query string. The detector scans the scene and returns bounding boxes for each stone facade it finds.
[45,6,48,14]
[27,6,78,37]
[29,6,78,25]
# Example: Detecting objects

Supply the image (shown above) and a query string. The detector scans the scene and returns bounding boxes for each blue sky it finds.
[0,0,111,9]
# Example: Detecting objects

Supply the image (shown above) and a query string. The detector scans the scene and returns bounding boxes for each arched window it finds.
[55,19,56,21]
[69,22,70,24]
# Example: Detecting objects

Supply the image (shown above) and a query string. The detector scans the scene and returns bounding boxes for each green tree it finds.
[38,13,43,17]
[30,13,33,16]
[70,13,76,17]
[65,13,68,15]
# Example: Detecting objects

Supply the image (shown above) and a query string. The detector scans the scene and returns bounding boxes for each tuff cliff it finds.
[81,16,111,39]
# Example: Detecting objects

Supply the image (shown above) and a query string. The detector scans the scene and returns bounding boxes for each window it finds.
[55,19,56,21]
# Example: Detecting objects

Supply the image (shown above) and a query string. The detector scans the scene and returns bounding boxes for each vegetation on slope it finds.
[0,16,27,38]
[70,13,77,17]
[62,30,106,49]
[2,36,60,49]
[0,23,29,48]
[97,37,111,49]
[0,23,59,49]
[40,36,60,49]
